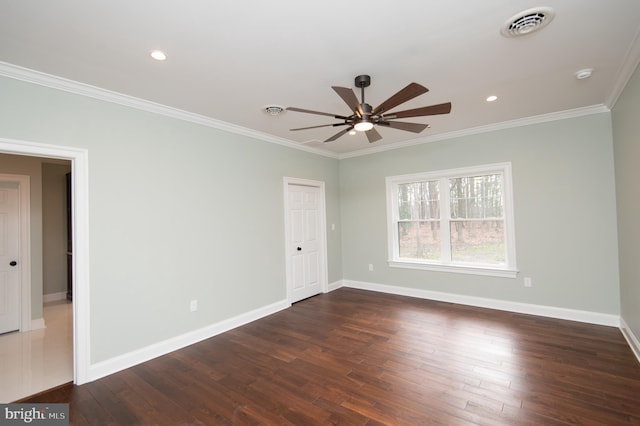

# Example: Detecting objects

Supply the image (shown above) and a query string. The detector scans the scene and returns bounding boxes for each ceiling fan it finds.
[286,75,452,143]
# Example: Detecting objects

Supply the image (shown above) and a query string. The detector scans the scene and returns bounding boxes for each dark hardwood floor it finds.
[23,288,640,425]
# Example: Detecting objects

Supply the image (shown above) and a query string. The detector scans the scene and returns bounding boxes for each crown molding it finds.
[0,61,615,162]
[337,104,611,159]
[606,25,640,109]
[0,61,339,159]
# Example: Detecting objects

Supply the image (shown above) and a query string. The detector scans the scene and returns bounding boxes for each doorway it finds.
[283,177,329,303]
[0,138,90,394]
[0,160,73,402]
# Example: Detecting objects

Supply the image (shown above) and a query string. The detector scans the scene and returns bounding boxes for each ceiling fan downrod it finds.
[355,74,371,108]
[354,75,374,131]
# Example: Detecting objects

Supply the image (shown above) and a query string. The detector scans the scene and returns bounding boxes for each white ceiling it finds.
[1,1,639,156]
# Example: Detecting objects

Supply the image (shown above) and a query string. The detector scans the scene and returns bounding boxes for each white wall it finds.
[339,113,620,315]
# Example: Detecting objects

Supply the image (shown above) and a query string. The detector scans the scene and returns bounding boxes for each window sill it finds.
[387,260,518,278]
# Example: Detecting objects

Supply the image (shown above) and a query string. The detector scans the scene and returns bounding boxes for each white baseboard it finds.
[30,317,46,331]
[343,280,620,327]
[84,281,630,384]
[620,317,640,364]
[87,298,290,383]
[327,280,344,292]
[43,291,67,303]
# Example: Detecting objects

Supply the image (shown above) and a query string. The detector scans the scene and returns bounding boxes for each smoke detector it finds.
[263,105,284,116]
[501,7,555,37]
[575,68,593,80]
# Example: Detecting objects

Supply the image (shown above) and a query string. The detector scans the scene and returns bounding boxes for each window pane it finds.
[398,221,441,260]
[450,174,503,219]
[398,181,439,221]
[450,220,505,264]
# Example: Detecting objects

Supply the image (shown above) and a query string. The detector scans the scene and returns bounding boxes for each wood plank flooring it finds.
[22,288,640,425]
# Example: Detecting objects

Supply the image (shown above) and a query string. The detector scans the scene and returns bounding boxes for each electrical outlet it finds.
[190,300,198,312]
[524,277,532,288]
[368,263,374,271]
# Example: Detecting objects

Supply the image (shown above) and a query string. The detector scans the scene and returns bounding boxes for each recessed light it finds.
[575,68,593,80]
[150,50,167,61]
[348,130,357,135]
[486,95,498,102]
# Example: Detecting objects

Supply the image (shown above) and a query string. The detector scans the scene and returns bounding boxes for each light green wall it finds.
[0,153,44,320]
[0,72,625,367]
[612,63,640,338]
[0,76,341,363]
[340,113,620,314]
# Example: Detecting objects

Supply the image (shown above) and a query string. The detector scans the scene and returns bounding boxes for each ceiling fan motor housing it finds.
[355,74,371,88]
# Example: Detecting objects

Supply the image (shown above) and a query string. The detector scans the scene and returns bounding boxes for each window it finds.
[386,163,517,277]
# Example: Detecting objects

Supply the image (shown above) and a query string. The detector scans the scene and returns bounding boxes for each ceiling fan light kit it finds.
[287,74,452,143]
[354,121,374,132]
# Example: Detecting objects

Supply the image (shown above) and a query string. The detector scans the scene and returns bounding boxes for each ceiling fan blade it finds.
[332,86,362,115]
[371,82,428,115]
[377,121,429,133]
[286,106,349,120]
[384,102,452,119]
[366,127,383,143]
[324,127,352,143]
[290,122,348,131]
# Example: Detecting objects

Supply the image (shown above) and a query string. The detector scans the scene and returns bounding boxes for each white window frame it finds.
[386,162,518,278]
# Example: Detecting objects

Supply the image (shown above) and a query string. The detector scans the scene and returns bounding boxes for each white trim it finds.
[328,280,344,292]
[0,61,337,160]
[0,138,91,385]
[30,317,45,330]
[338,105,610,159]
[88,298,290,382]
[620,317,640,364]
[43,291,67,303]
[385,162,517,277]
[283,177,329,303]
[387,261,518,278]
[0,61,614,162]
[607,25,640,108]
[0,174,31,333]
[343,280,620,327]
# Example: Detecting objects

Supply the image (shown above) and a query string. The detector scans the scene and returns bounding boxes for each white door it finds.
[287,184,323,302]
[0,183,20,334]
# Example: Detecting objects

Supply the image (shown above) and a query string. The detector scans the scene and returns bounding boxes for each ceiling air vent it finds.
[263,105,284,116]
[501,7,555,37]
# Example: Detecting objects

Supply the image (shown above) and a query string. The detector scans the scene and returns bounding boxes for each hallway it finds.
[0,300,73,402]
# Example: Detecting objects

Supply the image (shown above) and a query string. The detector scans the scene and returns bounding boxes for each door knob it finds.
[9,261,17,266]
[297,247,302,251]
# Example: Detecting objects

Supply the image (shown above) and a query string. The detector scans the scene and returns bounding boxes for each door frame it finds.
[283,177,329,304]
[0,137,90,385]
[0,173,31,332]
